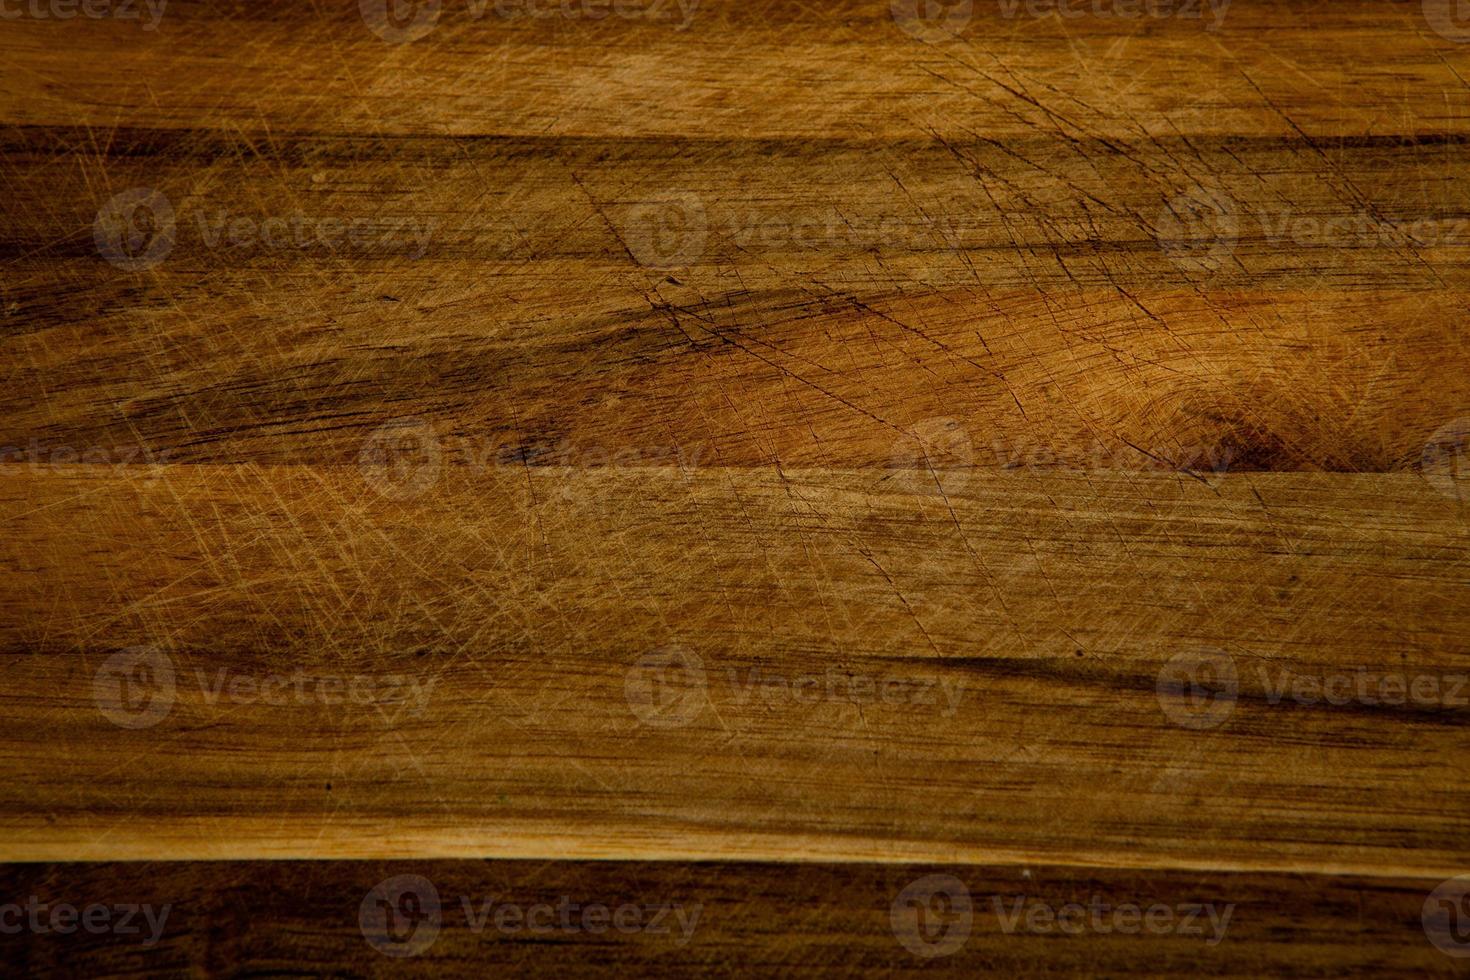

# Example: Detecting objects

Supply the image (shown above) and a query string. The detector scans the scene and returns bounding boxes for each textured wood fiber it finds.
[0,465,1465,874]
[1,0,1469,973]
[0,861,1461,978]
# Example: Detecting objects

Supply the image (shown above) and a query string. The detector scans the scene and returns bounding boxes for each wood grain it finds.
[6,136,1470,469]
[3,3,1470,475]
[1,0,1469,971]
[0,860,1464,977]
[3,1,1469,139]
[1,464,1466,874]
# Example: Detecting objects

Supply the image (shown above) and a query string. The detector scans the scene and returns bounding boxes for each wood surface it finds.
[3,464,1469,878]
[1,861,1463,977]
[2,0,1469,973]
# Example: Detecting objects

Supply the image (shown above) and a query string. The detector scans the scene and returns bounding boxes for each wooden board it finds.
[1,861,1463,977]
[2,0,1469,972]
[2,464,1467,876]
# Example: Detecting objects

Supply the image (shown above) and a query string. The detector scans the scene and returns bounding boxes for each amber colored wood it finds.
[1,0,1469,973]
[0,465,1466,875]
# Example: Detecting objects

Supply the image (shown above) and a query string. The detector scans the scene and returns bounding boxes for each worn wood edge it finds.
[4,826,1470,880]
